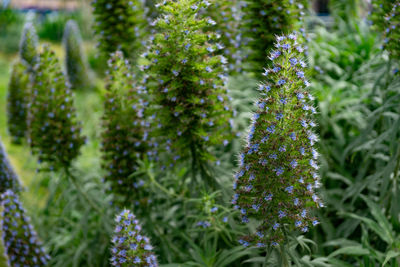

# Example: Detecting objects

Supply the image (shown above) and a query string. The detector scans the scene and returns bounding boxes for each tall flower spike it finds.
[144,0,234,168]
[7,61,31,144]
[1,190,50,266]
[204,0,245,73]
[384,2,400,61]
[63,20,91,90]
[19,22,39,71]
[0,138,21,193]
[233,33,322,246]
[28,45,85,171]
[91,0,146,60]
[101,51,148,200]
[370,0,397,30]
[110,209,158,267]
[242,0,307,74]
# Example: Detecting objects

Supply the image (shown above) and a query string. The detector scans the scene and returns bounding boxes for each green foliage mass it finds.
[7,61,30,144]
[28,45,85,171]
[101,51,149,201]
[19,22,39,71]
[144,0,235,169]
[91,0,146,60]
[370,0,398,30]
[242,0,307,74]
[63,20,91,90]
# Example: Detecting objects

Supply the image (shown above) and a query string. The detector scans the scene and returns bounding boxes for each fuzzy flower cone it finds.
[0,139,21,193]
[19,22,39,71]
[243,0,307,74]
[110,209,158,267]
[384,2,400,61]
[7,61,31,144]
[232,33,322,247]
[1,190,50,266]
[91,0,146,60]
[101,51,149,199]
[204,0,245,73]
[28,45,85,171]
[63,20,91,90]
[144,0,235,169]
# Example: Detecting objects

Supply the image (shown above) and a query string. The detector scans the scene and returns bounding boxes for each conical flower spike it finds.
[384,2,400,61]
[101,51,149,199]
[7,61,31,144]
[233,33,322,247]
[19,22,39,71]
[0,138,21,193]
[1,190,50,266]
[28,45,85,171]
[110,209,158,267]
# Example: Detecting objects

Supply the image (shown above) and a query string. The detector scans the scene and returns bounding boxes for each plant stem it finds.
[147,168,181,198]
[280,243,290,267]
[64,167,103,214]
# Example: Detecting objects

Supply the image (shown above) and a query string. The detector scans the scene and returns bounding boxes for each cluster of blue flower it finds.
[1,190,50,266]
[111,209,158,267]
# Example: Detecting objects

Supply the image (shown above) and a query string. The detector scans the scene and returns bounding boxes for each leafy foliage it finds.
[63,20,91,90]
[7,61,30,144]
[28,45,85,171]
[91,0,146,60]
[101,51,149,202]
[144,0,235,172]
[1,190,50,266]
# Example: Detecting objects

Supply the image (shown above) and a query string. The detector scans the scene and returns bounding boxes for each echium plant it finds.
[383,2,400,61]
[7,61,30,144]
[63,20,91,90]
[1,190,50,266]
[242,0,307,74]
[0,138,21,193]
[204,0,244,73]
[232,33,322,246]
[370,0,397,30]
[110,209,158,266]
[101,51,149,199]
[19,22,39,71]
[28,45,85,171]
[91,0,146,60]
[144,0,234,169]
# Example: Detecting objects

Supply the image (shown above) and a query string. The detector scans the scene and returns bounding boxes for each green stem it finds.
[147,168,180,198]
[64,167,103,214]
[280,243,290,267]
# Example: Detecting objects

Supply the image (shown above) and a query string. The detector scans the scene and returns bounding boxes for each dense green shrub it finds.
[91,0,146,60]
[1,190,50,266]
[7,61,30,144]
[19,22,39,71]
[0,139,21,193]
[233,33,321,246]
[384,2,400,61]
[242,0,307,74]
[110,209,158,266]
[28,45,85,171]
[63,20,91,90]
[101,51,148,200]
[144,0,235,172]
